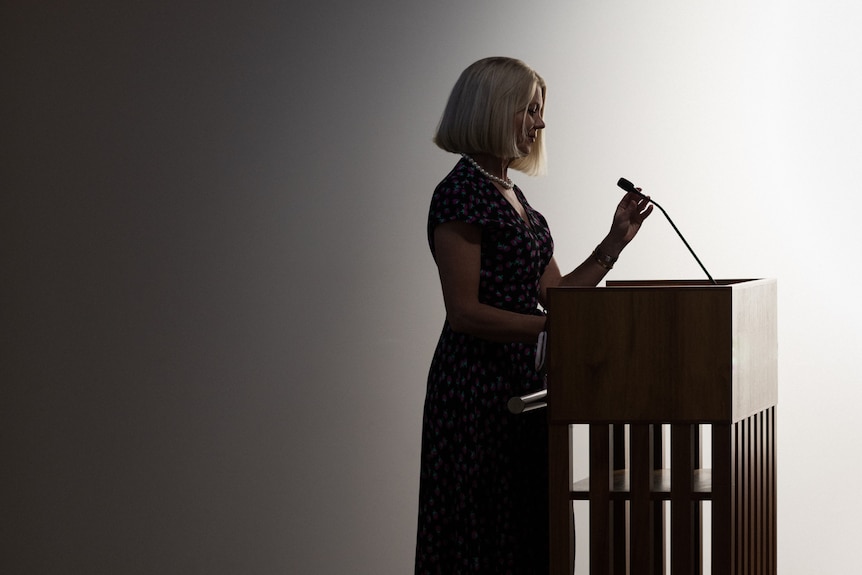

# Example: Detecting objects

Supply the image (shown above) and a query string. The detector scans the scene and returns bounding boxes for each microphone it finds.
[617,177,716,284]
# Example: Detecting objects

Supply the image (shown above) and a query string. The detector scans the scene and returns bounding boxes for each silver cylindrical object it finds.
[507,389,548,414]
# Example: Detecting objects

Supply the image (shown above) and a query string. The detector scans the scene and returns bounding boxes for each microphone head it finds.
[617,177,637,193]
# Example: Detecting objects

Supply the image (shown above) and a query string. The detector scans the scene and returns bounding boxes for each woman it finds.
[415,57,652,574]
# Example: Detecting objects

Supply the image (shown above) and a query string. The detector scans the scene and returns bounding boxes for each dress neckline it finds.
[498,184,533,230]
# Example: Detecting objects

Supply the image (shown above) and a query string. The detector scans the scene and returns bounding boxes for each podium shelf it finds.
[570,468,713,501]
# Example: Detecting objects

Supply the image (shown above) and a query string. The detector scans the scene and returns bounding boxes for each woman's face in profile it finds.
[514,85,545,157]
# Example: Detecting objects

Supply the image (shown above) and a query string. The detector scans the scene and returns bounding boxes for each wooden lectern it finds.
[546,279,777,575]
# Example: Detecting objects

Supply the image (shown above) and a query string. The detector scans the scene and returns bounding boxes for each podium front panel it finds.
[546,278,777,424]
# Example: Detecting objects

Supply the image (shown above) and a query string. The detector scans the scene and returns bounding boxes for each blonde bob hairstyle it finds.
[434,57,547,176]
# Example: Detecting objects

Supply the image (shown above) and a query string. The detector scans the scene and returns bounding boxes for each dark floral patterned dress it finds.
[415,158,555,574]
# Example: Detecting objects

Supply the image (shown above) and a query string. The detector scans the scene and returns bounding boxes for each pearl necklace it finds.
[461,153,513,189]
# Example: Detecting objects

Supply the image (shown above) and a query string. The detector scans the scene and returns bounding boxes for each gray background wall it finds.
[4,1,860,573]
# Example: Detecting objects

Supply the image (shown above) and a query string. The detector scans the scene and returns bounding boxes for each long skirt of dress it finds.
[414,325,549,575]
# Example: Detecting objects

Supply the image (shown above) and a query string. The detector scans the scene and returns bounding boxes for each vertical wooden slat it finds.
[671,423,695,575]
[693,426,703,575]
[743,418,751,574]
[757,412,764,575]
[747,417,754,574]
[711,423,732,575]
[612,424,626,575]
[548,423,574,575]
[767,409,774,574]
[735,419,740,574]
[753,414,760,575]
[752,415,759,574]
[737,420,743,575]
[750,415,758,575]
[751,413,763,575]
[768,407,777,575]
[653,425,666,575]
[631,424,654,574]
[738,419,744,574]
[762,411,768,575]
[591,424,613,575]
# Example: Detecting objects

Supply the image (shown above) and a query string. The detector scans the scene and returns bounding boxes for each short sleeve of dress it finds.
[427,159,493,256]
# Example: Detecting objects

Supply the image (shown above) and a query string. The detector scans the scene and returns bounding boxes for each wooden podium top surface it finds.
[546,278,777,424]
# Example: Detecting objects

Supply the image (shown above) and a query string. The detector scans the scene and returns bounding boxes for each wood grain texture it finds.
[547,279,777,424]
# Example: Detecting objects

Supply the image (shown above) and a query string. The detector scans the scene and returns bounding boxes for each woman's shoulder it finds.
[428,158,498,227]
[432,157,493,201]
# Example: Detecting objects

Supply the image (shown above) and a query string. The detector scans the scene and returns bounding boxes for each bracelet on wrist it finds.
[592,246,618,270]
